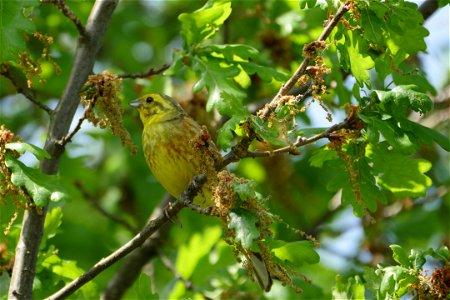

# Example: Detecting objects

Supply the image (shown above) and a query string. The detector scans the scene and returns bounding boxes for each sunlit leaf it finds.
[5,153,67,207]
[176,226,222,279]
[6,142,50,160]
[228,210,259,249]
[178,0,231,47]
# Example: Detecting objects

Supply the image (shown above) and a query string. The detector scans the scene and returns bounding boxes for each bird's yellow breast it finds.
[142,116,211,205]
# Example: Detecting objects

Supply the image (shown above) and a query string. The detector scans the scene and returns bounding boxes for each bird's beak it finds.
[129,99,142,108]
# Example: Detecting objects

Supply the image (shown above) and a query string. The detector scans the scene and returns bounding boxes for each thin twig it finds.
[0,64,53,115]
[45,175,207,300]
[57,96,97,146]
[186,202,214,216]
[101,193,173,299]
[246,108,359,158]
[118,64,170,79]
[75,182,139,234]
[220,2,350,168]
[219,88,313,168]
[42,0,87,36]
[259,1,350,121]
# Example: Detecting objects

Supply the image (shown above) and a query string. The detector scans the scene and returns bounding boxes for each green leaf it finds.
[299,0,317,9]
[0,0,38,62]
[344,31,375,86]
[359,1,428,58]
[409,249,427,270]
[332,275,365,300]
[202,44,287,82]
[363,267,381,292]
[215,92,248,117]
[367,143,432,197]
[5,153,67,207]
[232,180,257,201]
[228,210,259,249]
[41,252,97,298]
[217,116,246,150]
[385,2,429,56]
[178,0,231,47]
[392,64,436,95]
[43,207,63,242]
[269,240,319,266]
[309,146,339,168]
[202,44,259,61]
[6,142,50,160]
[372,85,433,117]
[176,226,222,279]
[359,2,389,47]
[433,246,450,262]
[240,61,289,82]
[399,119,450,151]
[192,56,246,111]
[390,245,411,267]
[250,116,284,146]
[361,115,417,154]
[379,266,408,297]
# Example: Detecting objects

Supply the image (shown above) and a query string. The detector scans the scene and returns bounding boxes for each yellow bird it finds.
[130,93,272,291]
[129,93,217,205]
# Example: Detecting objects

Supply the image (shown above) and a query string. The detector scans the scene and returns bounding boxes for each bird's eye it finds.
[146,96,154,103]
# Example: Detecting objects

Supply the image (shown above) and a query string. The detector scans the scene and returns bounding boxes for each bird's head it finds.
[129,93,185,125]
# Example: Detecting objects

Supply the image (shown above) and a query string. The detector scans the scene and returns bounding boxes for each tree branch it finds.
[0,64,53,115]
[100,194,174,299]
[246,107,360,159]
[74,181,139,234]
[8,1,119,299]
[419,0,439,21]
[219,2,350,169]
[42,0,88,36]
[45,175,206,300]
[259,1,350,121]
[118,64,170,79]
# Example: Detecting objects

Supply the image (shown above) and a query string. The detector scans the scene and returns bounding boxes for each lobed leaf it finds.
[390,245,411,268]
[5,153,67,207]
[178,0,231,47]
[228,210,259,249]
[214,91,248,117]
[6,142,50,160]
[372,85,433,117]
[340,31,375,86]
[251,116,284,146]
[232,180,257,201]
[367,143,432,198]
[217,115,246,150]
[192,56,245,111]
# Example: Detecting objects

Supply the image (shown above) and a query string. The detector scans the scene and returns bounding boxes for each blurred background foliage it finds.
[1,0,449,299]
